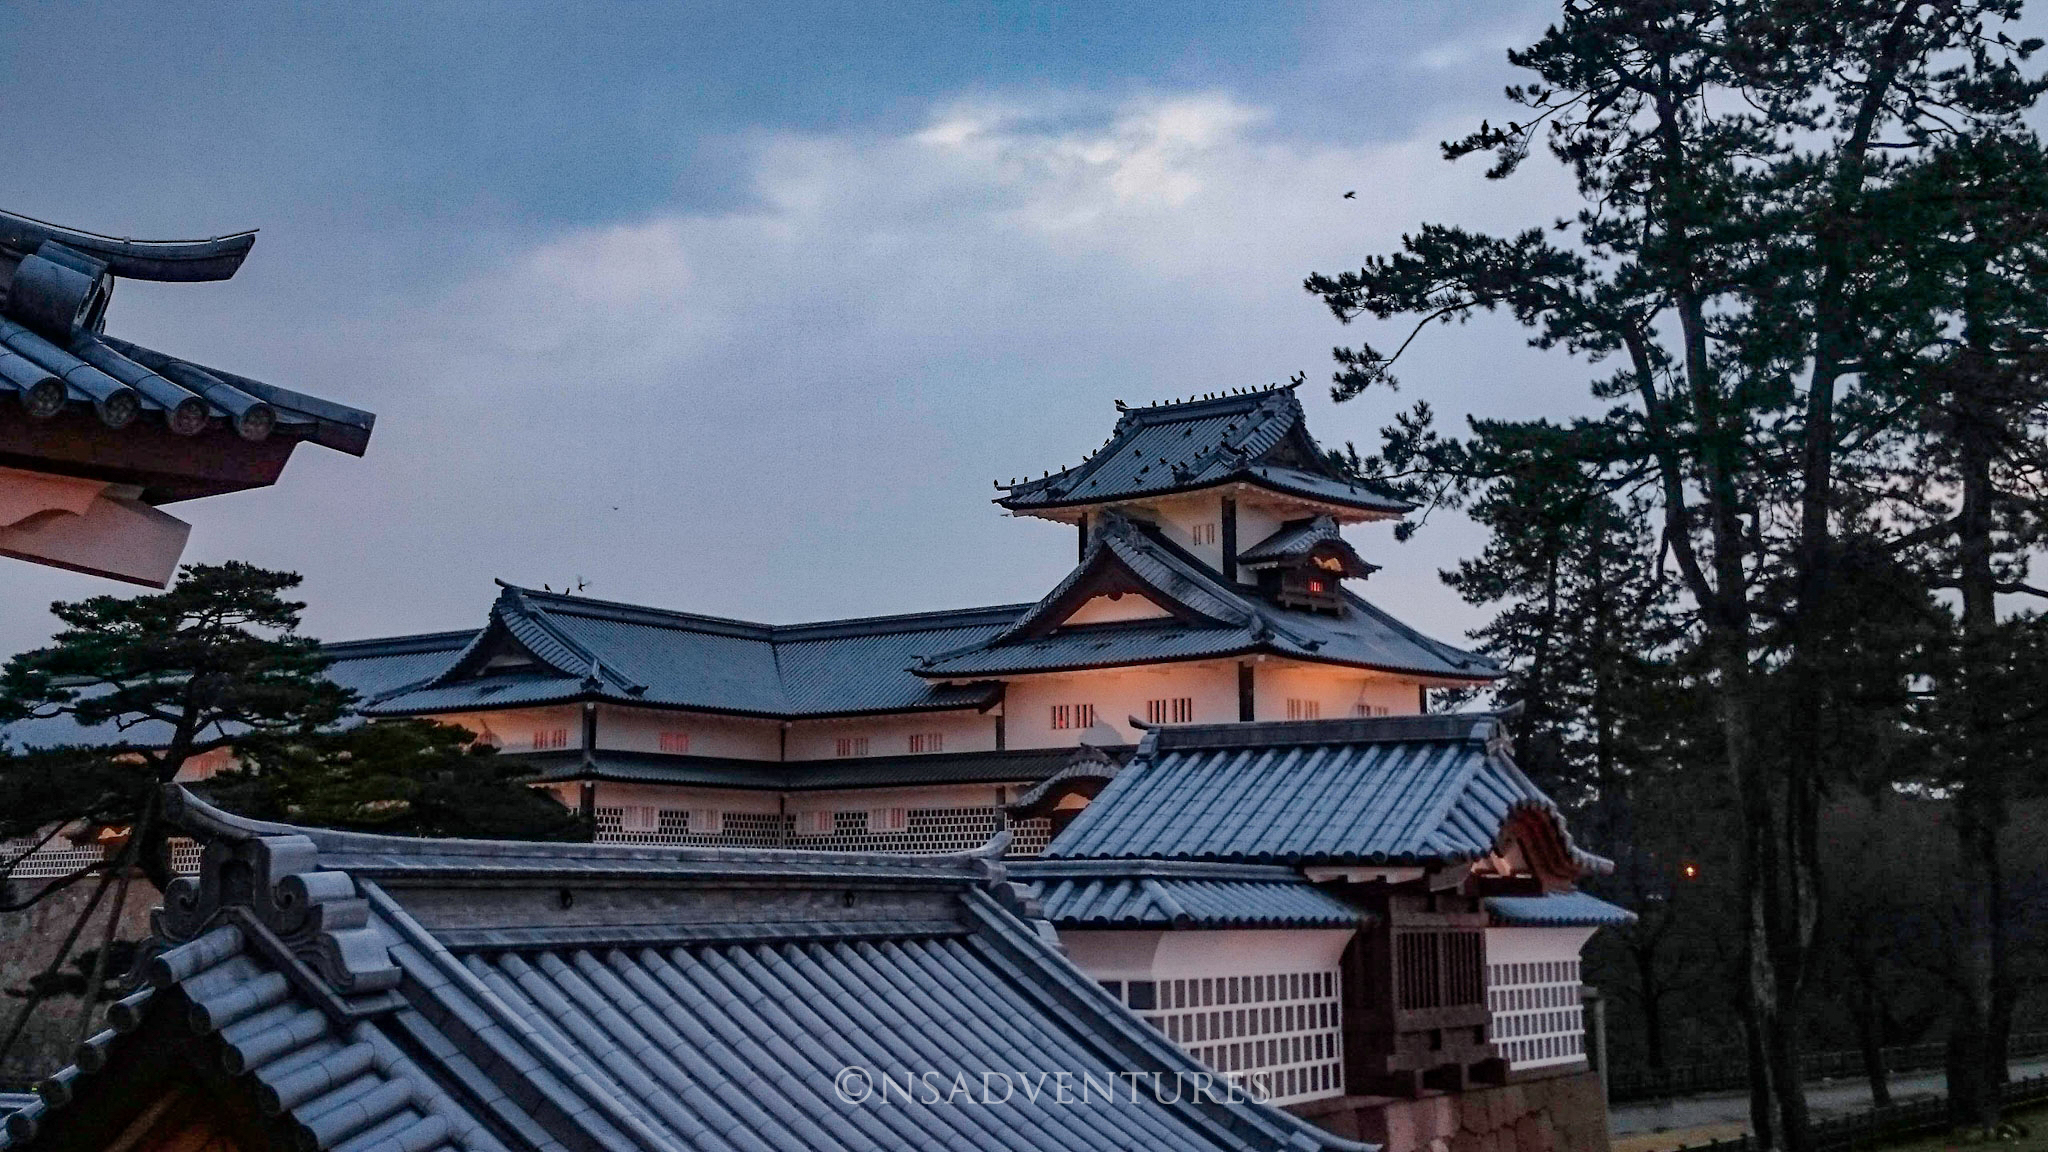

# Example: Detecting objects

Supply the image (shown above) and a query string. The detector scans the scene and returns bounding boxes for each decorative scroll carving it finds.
[158,797,400,995]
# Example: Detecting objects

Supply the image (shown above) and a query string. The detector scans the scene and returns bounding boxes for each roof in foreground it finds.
[1485,891,1637,928]
[996,387,1410,518]
[4,788,1370,1152]
[1044,714,1608,872]
[1013,860,1367,930]
[0,209,374,503]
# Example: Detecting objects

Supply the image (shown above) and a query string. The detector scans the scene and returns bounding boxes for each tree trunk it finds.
[1945,330,2011,1134]
[1855,979,1892,1109]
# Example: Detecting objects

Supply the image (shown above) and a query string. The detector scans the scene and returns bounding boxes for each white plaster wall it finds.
[595,705,782,760]
[427,707,581,753]
[1485,925,1599,967]
[785,711,997,760]
[1061,928,1355,979]
[1252,661,1421,721]
[1064,593,1173,625]
[1003,661,1241,748]
[1128,492,1232,572]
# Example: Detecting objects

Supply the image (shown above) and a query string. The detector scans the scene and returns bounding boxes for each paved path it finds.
[1611,1058,2048,1136]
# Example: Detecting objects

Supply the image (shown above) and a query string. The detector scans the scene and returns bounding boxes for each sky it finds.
[0,1,1602,658]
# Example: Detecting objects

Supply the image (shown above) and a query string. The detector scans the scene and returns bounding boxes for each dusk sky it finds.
[0,1,1600,658]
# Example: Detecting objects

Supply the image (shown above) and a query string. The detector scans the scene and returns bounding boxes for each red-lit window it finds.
[1051,704,1097,730]
[532,728,569,750]
[659,731,690,753]
[835,736,870,757]
[908,732,943,753]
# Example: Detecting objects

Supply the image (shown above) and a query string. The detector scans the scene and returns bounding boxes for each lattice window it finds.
[1111,969,1345,1107]
[1353,703,1389,718]
[1487,959,1587,1070]
[1007,817,1053,858]
[834,736,870,758]
[1191,522,1218,546]
[868,807,909,834]
[1051,703,1096,730]
[1285,698,1321,721]
[532,728,569,750]
[591,806,1053,857]
[907,732,943,753]
[1398,929,1485,1010]
[4,834,204,878]
[659,731,690,753]
[619,805,659,834]
[1146,697,1195,725]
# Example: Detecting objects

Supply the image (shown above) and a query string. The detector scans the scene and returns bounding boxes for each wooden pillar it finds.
[1077,512,1089,561]
[1238,661,1255,722]
[577,779,597,821]
[581,701,597,766]
[1221,496,1237,581]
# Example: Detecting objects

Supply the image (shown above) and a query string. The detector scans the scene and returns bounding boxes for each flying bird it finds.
[1343,190,1356,199]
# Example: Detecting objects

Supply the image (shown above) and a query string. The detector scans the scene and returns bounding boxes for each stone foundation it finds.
[1292,1068,1611,1152]
[0,875,160,1089]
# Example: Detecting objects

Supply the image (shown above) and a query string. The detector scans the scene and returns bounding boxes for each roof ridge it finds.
[501,582,1031,640]
[320,629,480,658]
[1151,712,1504,751]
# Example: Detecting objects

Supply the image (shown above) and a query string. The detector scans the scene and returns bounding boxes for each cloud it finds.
[0,88,1591,659]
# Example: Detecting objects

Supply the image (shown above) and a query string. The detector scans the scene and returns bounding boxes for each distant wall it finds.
[1295,1069,1610,1152]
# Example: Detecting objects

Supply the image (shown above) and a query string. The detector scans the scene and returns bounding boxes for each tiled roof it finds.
[996,387,1408,518]
[0,209,374,503]
[515,747,1086,791]
[918,515,1494,682]
[1014,860,1366,929]
[2,788,1373,1152]
[358,584,1024,720]
[1485,891,1637,928]
[1044,715,1608,871]
[1238,517,1378,577]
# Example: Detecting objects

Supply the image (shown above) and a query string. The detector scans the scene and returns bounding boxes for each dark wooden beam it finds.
[1237,661,1254,722]
[1221,496,1237,581]
[0,405,298,503]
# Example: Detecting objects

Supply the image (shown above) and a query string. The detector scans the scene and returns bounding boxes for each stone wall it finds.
[0,876,160,1089]
[1294,1068,1611,1152]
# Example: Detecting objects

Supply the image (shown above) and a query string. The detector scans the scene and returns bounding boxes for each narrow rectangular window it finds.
[907,732,943,753]
[658,730,690,753]
[867,807,909,833]
[794,810,835,836]
[834,736,870,757]
[1285,699,1320,721]
[619,805,659,834]
[1191,522,1217,546]
[1352,703,1388,718]
[685,808,722,835]
[1172,697,1193,723]
[1147,697,1195,724]
[532,728,569,750]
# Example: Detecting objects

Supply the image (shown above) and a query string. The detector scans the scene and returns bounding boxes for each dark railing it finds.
[1673,1073,2048,1152]
[1609,1032,2048,1103]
